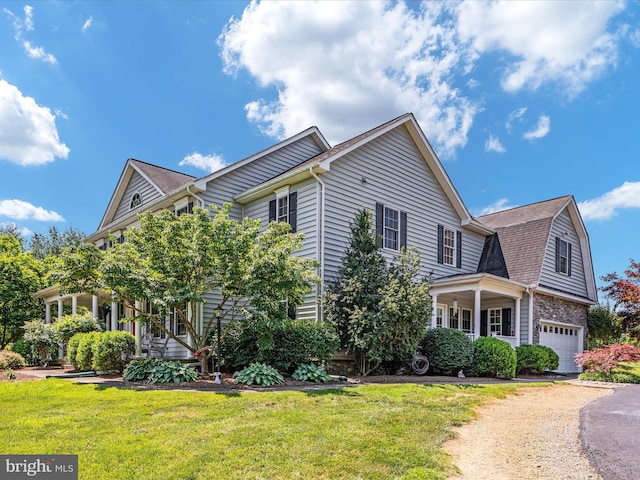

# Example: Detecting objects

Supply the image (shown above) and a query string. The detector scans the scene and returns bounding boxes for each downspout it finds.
[309,166,325,321]
[526,287,534,344]
[186,185,205,208]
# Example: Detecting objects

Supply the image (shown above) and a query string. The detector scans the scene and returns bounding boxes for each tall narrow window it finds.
[277,196,288,223]
[462,309,472,333]
[384,206,399,250]
[269,190,297,232]
[556,237,571,275]
[489,308,502,335]
[443,229,455,265]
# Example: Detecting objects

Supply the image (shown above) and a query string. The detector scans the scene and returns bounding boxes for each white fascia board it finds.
[193,127,330,191]
[431,273,529,297]
[461,218,495,235]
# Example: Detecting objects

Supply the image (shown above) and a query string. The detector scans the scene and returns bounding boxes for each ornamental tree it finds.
[0,235,44,349]
[50,204,319,373]
[600,259,640,339]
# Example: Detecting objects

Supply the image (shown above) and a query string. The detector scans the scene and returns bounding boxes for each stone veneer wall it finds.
[532,293,589,346]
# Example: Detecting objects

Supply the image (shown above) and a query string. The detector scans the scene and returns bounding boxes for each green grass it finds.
[578,361,640,383]
[0,380,541,479]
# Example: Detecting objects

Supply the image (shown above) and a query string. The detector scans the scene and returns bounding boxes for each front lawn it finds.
[0,380,536,479]
[579,361,640,383]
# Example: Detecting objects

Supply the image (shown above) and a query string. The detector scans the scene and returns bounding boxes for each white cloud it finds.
[578,182,640,221]
[0,199,64,222]
[3,5,57,64]
[523,115,550,140]
[477,198,518,216]
[179,152,226,173]
[0,222,33,237]
[456,0,626,96]
[485,135,506,153]
[22,40,57,64]
[505,107,527,133]
[82,16,93,32]
[0,79,70,166]
[219,1,478,158]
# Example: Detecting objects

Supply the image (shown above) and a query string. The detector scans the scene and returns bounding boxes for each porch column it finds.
[71,295,78,315]
[57,299,63,319]
[110,302,118,331]
[431,294,438,328]
[92,295,99,319]
[45,303,51,324]
[134,300,142,357]
[515,298,521,345]
[473,289,481,339]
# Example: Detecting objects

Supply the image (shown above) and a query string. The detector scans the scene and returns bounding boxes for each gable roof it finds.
[235,113,493,235]
[98,159,195,230]
[476,195,596,300]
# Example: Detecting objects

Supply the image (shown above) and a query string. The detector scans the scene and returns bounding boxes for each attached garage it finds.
[539,322,584,373]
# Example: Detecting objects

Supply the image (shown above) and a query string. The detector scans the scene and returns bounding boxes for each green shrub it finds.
[92,331,135,373]
[22,320,60,366]
[74,332,101,371]
[235,363,284,386]
[419,328,473,375]
[66,334,82,369]
[8,338,36,366]
[473,337,516,379]
[53,313,103,343]
[516,344,559,374]
[123,357,198,384]
[0,350,26,370]
[292,363,332,382]
[221,318,339,372]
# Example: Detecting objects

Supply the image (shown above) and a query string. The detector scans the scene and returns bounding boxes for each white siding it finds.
[321,126,486,282]
[113,171,162,222]
[540,209,589,297]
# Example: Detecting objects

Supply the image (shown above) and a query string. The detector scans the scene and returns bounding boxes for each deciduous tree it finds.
[50,204,319,373]
[601,259,640,339]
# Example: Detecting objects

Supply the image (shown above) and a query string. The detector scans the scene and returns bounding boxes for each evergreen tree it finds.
[324,208,388,375]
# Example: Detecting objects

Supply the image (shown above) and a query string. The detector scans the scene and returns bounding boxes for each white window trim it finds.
[489,308,502,336]
[383,205,400,251]
[443,227,456,266]
[558,238,569,275]
[130,192,142,210]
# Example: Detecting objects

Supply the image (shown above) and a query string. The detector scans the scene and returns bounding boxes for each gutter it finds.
[186,185,205,208]
[309,166,325,321]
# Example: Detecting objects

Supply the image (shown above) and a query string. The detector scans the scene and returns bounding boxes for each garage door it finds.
[539,323,583,373]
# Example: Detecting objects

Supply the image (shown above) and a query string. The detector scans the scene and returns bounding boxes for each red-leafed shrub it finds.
[575,343,640,374]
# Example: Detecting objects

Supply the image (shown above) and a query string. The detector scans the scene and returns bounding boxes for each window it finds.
[269,191,297,232]
[436,306,444,328]
[170,305,187,336]
[176,202,194,216]
[278,196,288,223]
[489,308,502,335]
[461,309,472,333]
[384,206,399,250]
[130,192,142,210]
[556,237,571,275]
[449,306,459,330]
[443,229,455,265]
[375,203,407,251]
[437,225,462,268]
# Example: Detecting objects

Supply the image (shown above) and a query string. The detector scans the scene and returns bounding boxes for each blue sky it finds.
[1,1,639,295]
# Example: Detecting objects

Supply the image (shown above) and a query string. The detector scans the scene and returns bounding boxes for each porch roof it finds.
[430,272,531,299]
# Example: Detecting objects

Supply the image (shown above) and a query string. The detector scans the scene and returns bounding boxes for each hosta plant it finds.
[292,363,331,383]
[235,363,284,387]
[123,357,198,384]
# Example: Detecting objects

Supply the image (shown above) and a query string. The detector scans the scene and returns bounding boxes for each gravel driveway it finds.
[444,382,616,479]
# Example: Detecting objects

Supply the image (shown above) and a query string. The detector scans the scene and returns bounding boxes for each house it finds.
[36,113,597,372]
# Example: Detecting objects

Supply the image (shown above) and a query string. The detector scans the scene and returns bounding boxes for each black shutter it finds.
[269,199,276,223]
[555,237,560,272]
[456,231,462,268]
[375,203,384,248]
[288,192,297,232]
[400,211,407,249]
[567,243,572,277]
[502,308,512,337]
[480,310,487,337]
[437,225,444,264]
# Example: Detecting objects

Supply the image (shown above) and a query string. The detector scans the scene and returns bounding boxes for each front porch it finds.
[430,273,532,347]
